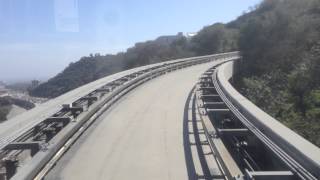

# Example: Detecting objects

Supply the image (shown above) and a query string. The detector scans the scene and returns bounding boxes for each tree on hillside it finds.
[236,0,320,146]
[191,23,238,55]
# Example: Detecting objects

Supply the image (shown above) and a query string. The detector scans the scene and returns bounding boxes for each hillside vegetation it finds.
[29,0,320,146]
[235,0,320,147]
[30,29,238,98]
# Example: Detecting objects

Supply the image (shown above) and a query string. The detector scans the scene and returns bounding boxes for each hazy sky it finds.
[0,0,261,83]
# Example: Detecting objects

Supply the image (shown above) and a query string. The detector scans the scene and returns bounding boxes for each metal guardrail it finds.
[195,63,243,180]
[216,61,320,179]
[195,60,320,180]
[0,52,240,180]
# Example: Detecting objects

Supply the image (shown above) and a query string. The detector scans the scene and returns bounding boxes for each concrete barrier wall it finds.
[217,61,320,177]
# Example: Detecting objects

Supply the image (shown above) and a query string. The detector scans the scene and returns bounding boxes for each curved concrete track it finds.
[45,61,222,180]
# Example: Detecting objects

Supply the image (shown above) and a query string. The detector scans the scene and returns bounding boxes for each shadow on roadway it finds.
[183,87,213,180]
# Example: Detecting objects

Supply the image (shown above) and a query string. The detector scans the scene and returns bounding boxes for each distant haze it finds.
[0,43,125,83]
[0,0,261,83]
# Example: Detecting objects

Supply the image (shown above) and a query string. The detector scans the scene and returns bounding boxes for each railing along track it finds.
[195,60,319,180]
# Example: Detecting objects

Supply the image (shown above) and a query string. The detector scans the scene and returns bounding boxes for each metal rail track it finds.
[0,52,240,180]
[195,61,319,180]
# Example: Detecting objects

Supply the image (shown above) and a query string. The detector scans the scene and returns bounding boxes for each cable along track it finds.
[0,52,239,180]
[196,61,319,180]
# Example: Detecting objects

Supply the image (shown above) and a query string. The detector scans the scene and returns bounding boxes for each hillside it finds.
[234,0,320,147]
[30,30,237,98]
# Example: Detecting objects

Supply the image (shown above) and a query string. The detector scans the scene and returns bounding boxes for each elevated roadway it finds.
[0,54,225,151]
[45,61,223,180]
[1,52,319,180]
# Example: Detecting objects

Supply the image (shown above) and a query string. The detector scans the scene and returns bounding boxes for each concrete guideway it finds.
[0,53,232,151]
[45,61,223,180]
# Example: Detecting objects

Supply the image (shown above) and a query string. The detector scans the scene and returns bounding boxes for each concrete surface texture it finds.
[45,61,221,180]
